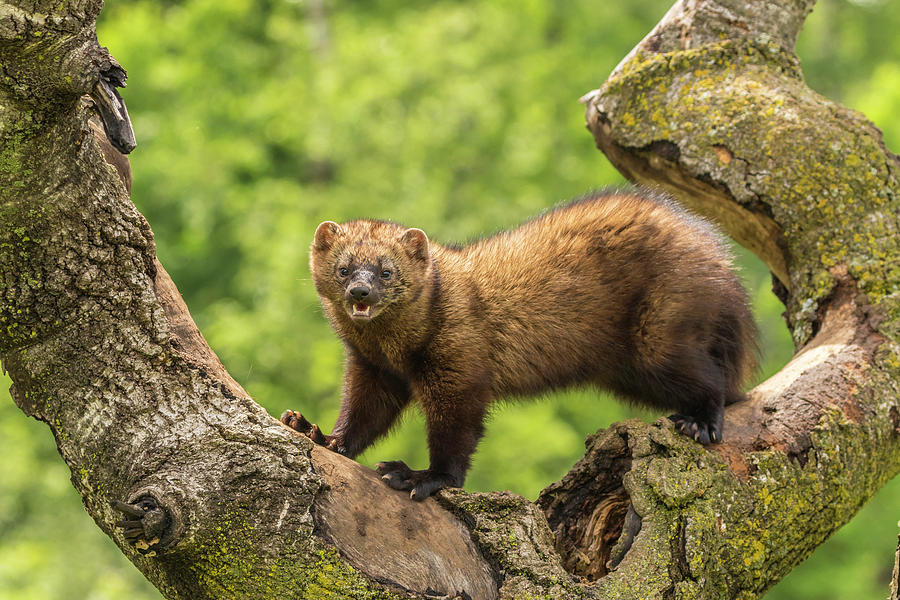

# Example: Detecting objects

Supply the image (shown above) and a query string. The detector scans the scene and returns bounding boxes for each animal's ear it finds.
[313,221,344,251]
[398,228,430,262]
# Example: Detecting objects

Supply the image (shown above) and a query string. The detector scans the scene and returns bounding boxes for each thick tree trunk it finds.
[1,1,899,599]
[893,535,900,600]
[570,0,900,596]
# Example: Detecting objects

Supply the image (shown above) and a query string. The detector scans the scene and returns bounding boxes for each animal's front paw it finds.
[374,460,459,501]
[280,409,346,454]
[668,413,722,444]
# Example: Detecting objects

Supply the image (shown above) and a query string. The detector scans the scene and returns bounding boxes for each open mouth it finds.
[351,303,373,319]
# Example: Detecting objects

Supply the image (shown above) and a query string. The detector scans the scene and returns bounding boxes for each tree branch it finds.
[2,0,900,599]
[892,532,900,600]
[572,1,900,595]
[0,3,497,598]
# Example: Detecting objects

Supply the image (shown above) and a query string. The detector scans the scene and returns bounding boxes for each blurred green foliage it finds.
[1,0,898,598]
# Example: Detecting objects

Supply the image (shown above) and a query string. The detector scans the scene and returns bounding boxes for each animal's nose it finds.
[349,286,370,301]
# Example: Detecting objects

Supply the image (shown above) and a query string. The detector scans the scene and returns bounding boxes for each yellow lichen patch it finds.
[592,35,900,344]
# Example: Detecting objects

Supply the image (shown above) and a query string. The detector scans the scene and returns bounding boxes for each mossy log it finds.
[1,0,899,599]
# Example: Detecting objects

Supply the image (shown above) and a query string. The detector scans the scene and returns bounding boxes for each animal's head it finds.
[309,219,432,323]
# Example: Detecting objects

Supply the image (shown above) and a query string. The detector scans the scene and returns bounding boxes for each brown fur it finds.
[284,188,757,500]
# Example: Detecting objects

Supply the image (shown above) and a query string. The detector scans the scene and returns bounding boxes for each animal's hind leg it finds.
[671,329,750,435]
[651,353,728,444]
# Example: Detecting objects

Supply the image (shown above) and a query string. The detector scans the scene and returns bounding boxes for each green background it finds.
[2,0,899,597]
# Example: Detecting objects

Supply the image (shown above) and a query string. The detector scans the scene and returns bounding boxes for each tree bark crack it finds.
[663,517,694,600]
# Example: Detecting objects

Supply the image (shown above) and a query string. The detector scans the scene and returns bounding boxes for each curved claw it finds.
[308,423,327,445]
[281,409,345,453]
[375,460,414,490]
[325,438,348,455]
[280,409,313,432]
[374,461,458,501]
[668,414,718,445]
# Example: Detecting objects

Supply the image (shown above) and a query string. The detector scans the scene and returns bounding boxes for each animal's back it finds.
[436,190,754,403]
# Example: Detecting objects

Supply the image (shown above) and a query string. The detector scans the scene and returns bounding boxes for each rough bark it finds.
[0,2,496,598]
[893,533,900,600]
[569,0,900,596]
[1,1,899,600]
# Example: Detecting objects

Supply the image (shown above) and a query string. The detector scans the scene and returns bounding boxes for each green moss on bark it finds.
[593,39,900,345]
[438,489,582,599]
[591,367,900,599]
[175,518,405,600]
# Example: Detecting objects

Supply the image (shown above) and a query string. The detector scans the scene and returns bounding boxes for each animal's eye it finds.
[380,269,392,280]
[338,267,349,278]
